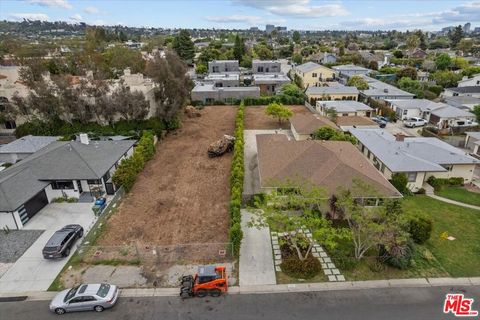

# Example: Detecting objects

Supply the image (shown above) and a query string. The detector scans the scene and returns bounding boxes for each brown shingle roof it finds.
[256,134,401,198]
[289,114,338,135]
[336,116,377,127]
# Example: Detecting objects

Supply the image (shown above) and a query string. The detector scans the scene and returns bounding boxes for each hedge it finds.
[192,95,304,107]
[426,176,464,191]
[112,130,156,192]
[229,101,245,256]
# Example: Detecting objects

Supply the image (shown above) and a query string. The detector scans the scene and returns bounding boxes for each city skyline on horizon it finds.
[0,0,479,32]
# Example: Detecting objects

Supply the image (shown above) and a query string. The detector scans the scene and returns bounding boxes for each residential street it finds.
[1,286,479,319]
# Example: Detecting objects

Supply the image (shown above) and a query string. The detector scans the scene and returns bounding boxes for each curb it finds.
[3,277,479,301]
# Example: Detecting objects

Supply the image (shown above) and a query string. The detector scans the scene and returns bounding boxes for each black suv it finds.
[42,225,84,259]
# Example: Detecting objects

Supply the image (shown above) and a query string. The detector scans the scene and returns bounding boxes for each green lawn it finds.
[435,187,480,207]
[402,196,480,277]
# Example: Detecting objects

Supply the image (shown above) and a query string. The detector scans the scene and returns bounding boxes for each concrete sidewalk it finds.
[426,194,480,211]
[239,210,276,286]
[5,277,479,301]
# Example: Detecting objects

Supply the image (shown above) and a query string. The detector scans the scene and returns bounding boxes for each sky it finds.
[0,0,479,31]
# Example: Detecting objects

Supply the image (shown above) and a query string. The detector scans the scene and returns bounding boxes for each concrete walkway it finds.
[426,194,480,211]
[0,203,96,293]
[239,210,276,286]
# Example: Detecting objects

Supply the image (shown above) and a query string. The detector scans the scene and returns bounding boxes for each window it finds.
[4,121,16,129]
[103,171,111,182]
[406,172,417,182]
[441,164,453,171]
[87,179,102,185]
[51,180,74,190]
[97,284,111,298]
[312,73,318,78]
[69,297,83,304]
[82,296,96,302]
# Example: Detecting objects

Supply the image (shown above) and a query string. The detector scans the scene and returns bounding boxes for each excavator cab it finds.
[180,265,228,298]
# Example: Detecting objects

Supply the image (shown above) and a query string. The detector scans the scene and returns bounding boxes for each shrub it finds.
[390,173,411,195]
[380,241,414,270]
[415,188,426,195]
[281,256,322,279]
[427,176,464,191]
[407,215,433,244]
[332,256,358,271]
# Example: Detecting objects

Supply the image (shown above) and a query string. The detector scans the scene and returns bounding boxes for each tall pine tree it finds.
[172,30,195,62]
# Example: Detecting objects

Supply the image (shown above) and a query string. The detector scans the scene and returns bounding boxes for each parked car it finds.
[49,283,119,315]
[404,117,427,128]
[42,224,84,259]
[371,117,387,128]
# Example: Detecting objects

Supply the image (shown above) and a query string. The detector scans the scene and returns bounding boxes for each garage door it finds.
[18,189,49,225]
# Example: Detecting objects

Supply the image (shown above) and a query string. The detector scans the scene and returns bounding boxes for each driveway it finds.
[385,121,421,137]
[243,129,293,197]
[0,203,96,293]
[239,209,276,286]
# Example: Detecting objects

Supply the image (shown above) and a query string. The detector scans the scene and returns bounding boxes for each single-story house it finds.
[387,99,446,120]
[457,74,480,87]
[293,62,336,88]
[191,83,260,104]
[332,64,371,80]
[290,113,337,141]
[252,73,290,95]
[256,134,402,201]
[359,76,415,100]
[309,52,337,64]
[316,100,373,117]
[407,48,427,59]
[0,137,135,229]
[429,106,477,129]
[350,128,479,192]
[443,96,480,111]
[443,86,480,98]
[465,132,480,153]
[306,85,359,105]
[0,135,58,163]
[335,116,379,132]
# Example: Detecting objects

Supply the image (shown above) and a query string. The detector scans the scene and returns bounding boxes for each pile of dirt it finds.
[99,106,237,246]
[245,105,310,130]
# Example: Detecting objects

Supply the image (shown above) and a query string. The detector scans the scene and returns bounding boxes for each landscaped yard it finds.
[402,196,480,277]
[435,187,480,207]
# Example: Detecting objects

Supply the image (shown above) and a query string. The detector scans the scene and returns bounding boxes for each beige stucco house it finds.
[293,62,335,88]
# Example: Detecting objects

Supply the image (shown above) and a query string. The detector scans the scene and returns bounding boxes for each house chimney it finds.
[79,133,89,145]
[395,134,405,142]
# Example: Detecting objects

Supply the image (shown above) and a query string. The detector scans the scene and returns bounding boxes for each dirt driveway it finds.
[245,105,310,129]
[100,106,237,246]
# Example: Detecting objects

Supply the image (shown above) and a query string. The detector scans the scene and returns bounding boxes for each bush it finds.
[427,176,464,191]
[281,255,322,279]
[380,241,414,270]
[389,173,411,195]
[407,215,433,244]
[332,256,358,271]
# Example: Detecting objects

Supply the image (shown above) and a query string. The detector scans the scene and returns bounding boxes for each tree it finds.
[431,70,462,88]
[397,67,417,80]
[195,63,207,74]
[435,53,452,71]
[415,30,427,50]
[325,108,337,124]
[336,182,408,260]
[406,34,420,51]
[393,50,404,59]
[292,31,301,44]
[457,38,473,55]
[265,102,293,125]
[390,173,410,195]
[240,53,252,68]
[347,75,369,90]
[311,126,357,144]
[397,77,424,98]
[452,57,469,70]
[172,29,195,62]
[449,25,463,48]
[253,44,273,60]
[248,182,349,262]
[110,82,150,121]
[368,61,378,70]
[146,51,191,122]
[473,105,480,123]
[233,34,245,61]
[292,53,302,64]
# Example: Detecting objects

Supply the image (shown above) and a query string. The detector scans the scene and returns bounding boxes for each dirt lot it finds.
[245,105,311,130]
[100,106,237,246]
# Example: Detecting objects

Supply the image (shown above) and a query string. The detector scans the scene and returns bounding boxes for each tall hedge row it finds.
[112,130,156,192]
[229,102,245,256]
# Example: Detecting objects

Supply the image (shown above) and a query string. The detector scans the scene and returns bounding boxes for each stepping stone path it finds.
[270,229,345,282]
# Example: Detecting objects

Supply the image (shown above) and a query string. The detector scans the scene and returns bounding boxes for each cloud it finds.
[84,6,99,14]
[341,18,426,30]
[235,0,348,18]
[9,12,49,20]
[431,1,480,24]
[205,14,285,26]
[70,13,82,22]
[28,0,72,9]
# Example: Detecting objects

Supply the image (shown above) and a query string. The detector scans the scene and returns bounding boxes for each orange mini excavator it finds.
[180,265,228,298]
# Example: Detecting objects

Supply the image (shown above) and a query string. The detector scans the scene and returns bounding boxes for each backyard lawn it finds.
[402,196,480,277]
[435,187,480,207]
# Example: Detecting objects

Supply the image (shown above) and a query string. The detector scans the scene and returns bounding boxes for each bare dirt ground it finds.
[245,105,310,130]
[99,106,237,246]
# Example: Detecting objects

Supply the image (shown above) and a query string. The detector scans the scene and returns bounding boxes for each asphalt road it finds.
[1,286,479,320]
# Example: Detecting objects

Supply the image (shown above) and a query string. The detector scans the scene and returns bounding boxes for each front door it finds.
[105,182,115,195]
[77,181,83,194]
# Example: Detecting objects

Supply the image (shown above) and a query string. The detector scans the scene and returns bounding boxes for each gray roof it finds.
[332,64,370,72]
[0,140,135,211]
[0,135,58,154]
[387,99,444,112]
[350,129,479,173]
[295,62,322,73]
[445,86,480,94]
[466,132,480,140]
[360,76,415,98]
[443,96,480,107]
[431,106,475,118]
[317,101,372,113]
[253,73,290,84]
[306,86,359,95]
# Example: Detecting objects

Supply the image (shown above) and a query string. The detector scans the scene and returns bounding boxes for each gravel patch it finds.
[0,230,44,263]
